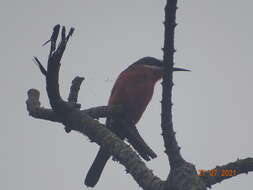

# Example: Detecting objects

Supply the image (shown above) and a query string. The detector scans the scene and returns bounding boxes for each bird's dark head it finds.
[128,57,163,71]
[127,57,190,81]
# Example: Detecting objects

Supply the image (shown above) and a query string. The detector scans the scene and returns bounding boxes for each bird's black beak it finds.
[172,67,191,72]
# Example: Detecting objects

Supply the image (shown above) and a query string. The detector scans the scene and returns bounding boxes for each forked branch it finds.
[27,25,163,190]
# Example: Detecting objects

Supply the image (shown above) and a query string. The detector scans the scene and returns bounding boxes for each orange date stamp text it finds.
[198,169,237,177]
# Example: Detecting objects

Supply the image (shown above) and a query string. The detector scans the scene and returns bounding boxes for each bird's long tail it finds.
[84,148,111,187]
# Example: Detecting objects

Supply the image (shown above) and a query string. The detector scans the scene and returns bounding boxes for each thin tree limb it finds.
[162,0,184,168]
[161,1,206,189]
[199,158,253,187]
[68,76,84,106]
[26,90,124,122]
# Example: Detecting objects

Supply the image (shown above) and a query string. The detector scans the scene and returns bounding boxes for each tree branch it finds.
[83,105,124,119]
[199,158,253,187]
[26,88,156,160]
[26,89,61,122]
[67,76,84,108]
[161,1,207,190]
[162,0,184,168]
[27,25,162,190]
[26,89,124,122]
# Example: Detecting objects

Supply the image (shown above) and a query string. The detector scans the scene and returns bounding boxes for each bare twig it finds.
[33,57,47,76]
[68,76,84,105]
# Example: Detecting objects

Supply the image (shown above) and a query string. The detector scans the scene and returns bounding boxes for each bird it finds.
[84,57,189,187]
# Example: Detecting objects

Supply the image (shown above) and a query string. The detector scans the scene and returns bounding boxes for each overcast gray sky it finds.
[1,0,253,189]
